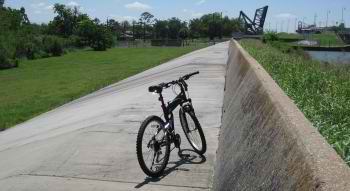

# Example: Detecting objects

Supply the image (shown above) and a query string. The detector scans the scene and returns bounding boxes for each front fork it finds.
[180,103,195,134]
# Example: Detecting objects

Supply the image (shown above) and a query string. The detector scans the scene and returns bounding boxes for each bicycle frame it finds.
[157,80,191,129]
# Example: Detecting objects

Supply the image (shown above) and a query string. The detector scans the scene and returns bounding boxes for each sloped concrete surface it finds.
[0,43,228,190]
[213,40,350,191]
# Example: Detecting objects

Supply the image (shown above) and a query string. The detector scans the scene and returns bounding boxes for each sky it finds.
[4,0,350,33]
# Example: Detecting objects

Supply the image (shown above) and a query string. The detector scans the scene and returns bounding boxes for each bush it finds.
[262,32,279,43]
[15,35,43,59]
[66,35,85,48]
[90,27,113,51]
[0,44,18,69]
[42,35,64,56]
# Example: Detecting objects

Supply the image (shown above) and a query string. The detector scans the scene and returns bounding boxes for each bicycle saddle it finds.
[148,85,162,93]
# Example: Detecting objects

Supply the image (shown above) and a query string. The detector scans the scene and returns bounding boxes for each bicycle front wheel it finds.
[136,116,170,177]
[179,107,207,155]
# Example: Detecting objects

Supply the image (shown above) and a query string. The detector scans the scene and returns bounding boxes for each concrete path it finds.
[0,42,228,191]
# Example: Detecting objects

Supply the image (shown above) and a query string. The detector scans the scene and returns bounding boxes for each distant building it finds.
[296,22,322,34]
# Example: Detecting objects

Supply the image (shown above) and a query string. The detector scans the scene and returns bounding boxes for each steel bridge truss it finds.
[239,6,269,35]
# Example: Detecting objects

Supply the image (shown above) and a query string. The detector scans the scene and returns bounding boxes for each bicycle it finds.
[136,71,207,177]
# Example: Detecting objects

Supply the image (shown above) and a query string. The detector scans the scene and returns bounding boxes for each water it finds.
[306,51,350,65]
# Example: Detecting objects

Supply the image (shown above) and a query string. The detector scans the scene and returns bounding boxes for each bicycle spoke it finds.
[185,113,202,150]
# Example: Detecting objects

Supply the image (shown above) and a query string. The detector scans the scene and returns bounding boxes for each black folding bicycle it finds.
[136,71,207,177]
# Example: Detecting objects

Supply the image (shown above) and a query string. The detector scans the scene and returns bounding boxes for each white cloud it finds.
[67,1,79,7]
[274,13,297,19]
[125,1,151,11]
[110,14,137,22]
[196,0,206,5]
[183,9,203,18]
[45,5,54,10]
[30,2,54,13]
[31,2,46,8]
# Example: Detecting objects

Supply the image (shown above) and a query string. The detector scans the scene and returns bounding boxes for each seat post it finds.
[158,93,168,120]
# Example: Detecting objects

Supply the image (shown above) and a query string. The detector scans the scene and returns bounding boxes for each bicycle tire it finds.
[136,115,170,177]
[179,107,207,155]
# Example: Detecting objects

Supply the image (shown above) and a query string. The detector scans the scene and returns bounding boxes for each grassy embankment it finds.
[278,32,344,46]
[240,39,350,165]
[0,45,207,130]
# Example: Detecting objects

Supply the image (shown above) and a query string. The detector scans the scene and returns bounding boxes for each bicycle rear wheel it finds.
[136,116,170,177]
[179,107,207,155]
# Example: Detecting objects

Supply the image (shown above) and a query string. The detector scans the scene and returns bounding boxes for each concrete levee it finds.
[213,40,350,190]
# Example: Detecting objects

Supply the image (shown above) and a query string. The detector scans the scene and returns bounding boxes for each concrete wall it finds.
[213,40,350,191]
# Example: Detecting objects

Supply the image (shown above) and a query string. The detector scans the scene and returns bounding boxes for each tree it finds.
[0,7,29,31]
[48,3,86,37]
[189,13,242,39]
[189,18,202,38]
[168,17,183,39]
[179,27,189,40]
[20,7,30,24]
[140,12,154,24]
[140,12,154,41]
[0,0,4,8]
[121,20,131,33]
[77,19,113,51]
[154,19,169,39]
[90,24,113,51]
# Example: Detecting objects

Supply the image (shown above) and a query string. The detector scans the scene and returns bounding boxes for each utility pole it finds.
[326,10,330,28]
[314,14,317,26]
[209,13,215,41]
[213,13,215,40]
[143,21,146,43]
[287,19,290,33]
[294,18,298,32]
[281,20,284,33]
[275,22,278,32]
[342,7,346,25]
[220,12,223,39]
[132,22,135,39]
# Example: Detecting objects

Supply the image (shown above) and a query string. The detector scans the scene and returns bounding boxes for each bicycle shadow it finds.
[134,149,206,189]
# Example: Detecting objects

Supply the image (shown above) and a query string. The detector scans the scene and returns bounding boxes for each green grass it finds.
[0,45,207,130]
[277,32,344,46]
[240,39,350,166]
[278,32,304,40]
[309,32,344,46]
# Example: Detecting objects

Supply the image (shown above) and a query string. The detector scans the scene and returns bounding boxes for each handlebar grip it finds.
[192,71,199,76]
[183,71,200,80]
[188,71,199,76]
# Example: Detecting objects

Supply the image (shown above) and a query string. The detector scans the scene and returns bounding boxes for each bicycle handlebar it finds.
[148,71,199,93]
[181,71,199,80]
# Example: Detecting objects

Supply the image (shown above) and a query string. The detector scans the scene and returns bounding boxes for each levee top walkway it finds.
[0,42,228,190]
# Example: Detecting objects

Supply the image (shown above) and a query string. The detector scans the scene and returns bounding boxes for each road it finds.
[0,42,228,191]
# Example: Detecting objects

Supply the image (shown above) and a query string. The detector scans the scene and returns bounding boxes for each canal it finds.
[306,51,350,65]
